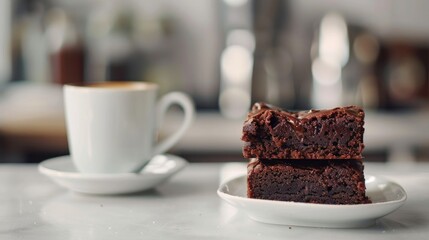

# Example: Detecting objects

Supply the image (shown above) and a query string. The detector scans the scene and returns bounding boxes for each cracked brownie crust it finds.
[242,103,365,159]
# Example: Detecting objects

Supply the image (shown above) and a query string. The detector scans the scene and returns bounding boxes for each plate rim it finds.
[217,174,407,209]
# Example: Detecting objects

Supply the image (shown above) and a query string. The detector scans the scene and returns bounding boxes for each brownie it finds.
[242,103,365,159]
[247,159,370,204]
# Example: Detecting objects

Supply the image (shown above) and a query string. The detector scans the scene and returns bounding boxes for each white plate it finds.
[39,154,187,195]
[217,175,407,228]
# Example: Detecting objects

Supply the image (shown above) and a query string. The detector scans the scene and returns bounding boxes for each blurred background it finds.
[1,0,429,163]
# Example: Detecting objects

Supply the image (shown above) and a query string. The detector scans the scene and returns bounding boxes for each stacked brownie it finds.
[242,103,370,204]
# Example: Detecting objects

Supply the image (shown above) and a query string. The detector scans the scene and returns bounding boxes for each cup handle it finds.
[153,92,195,156]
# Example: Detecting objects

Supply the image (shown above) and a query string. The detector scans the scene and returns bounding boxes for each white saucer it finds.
[217,175,407,228]
[39,154,187,195]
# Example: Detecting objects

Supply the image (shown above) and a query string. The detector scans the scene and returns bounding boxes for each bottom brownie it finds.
[247,159,371,204]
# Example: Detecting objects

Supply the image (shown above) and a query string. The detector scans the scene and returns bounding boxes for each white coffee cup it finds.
[64,82,195,174]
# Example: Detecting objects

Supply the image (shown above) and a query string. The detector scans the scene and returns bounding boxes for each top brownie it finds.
[242,103,365,159]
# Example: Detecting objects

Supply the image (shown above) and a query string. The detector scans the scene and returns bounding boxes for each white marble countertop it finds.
[1,162,429,239]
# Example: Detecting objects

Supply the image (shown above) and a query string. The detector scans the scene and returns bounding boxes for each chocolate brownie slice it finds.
[247,159,370,204]
[242,103,365,159]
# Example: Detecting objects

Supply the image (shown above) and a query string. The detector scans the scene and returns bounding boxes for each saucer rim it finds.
[38,154,188,180]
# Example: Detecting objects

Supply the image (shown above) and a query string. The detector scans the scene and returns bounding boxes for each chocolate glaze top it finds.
[249,102,363,120]
[247,102,364,138]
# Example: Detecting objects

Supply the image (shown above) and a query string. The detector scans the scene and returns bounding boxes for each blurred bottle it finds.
[372,42,429,110]
[385,44,426,109]
[46,8,84,85]
[250,0,294,109]
[85,3,117,83]
[20,2,51,84]
[346,29,380,109]
[0,0,11,84]
[218,0,254,118]
[311,13,349,109]
[85,2,176,92]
